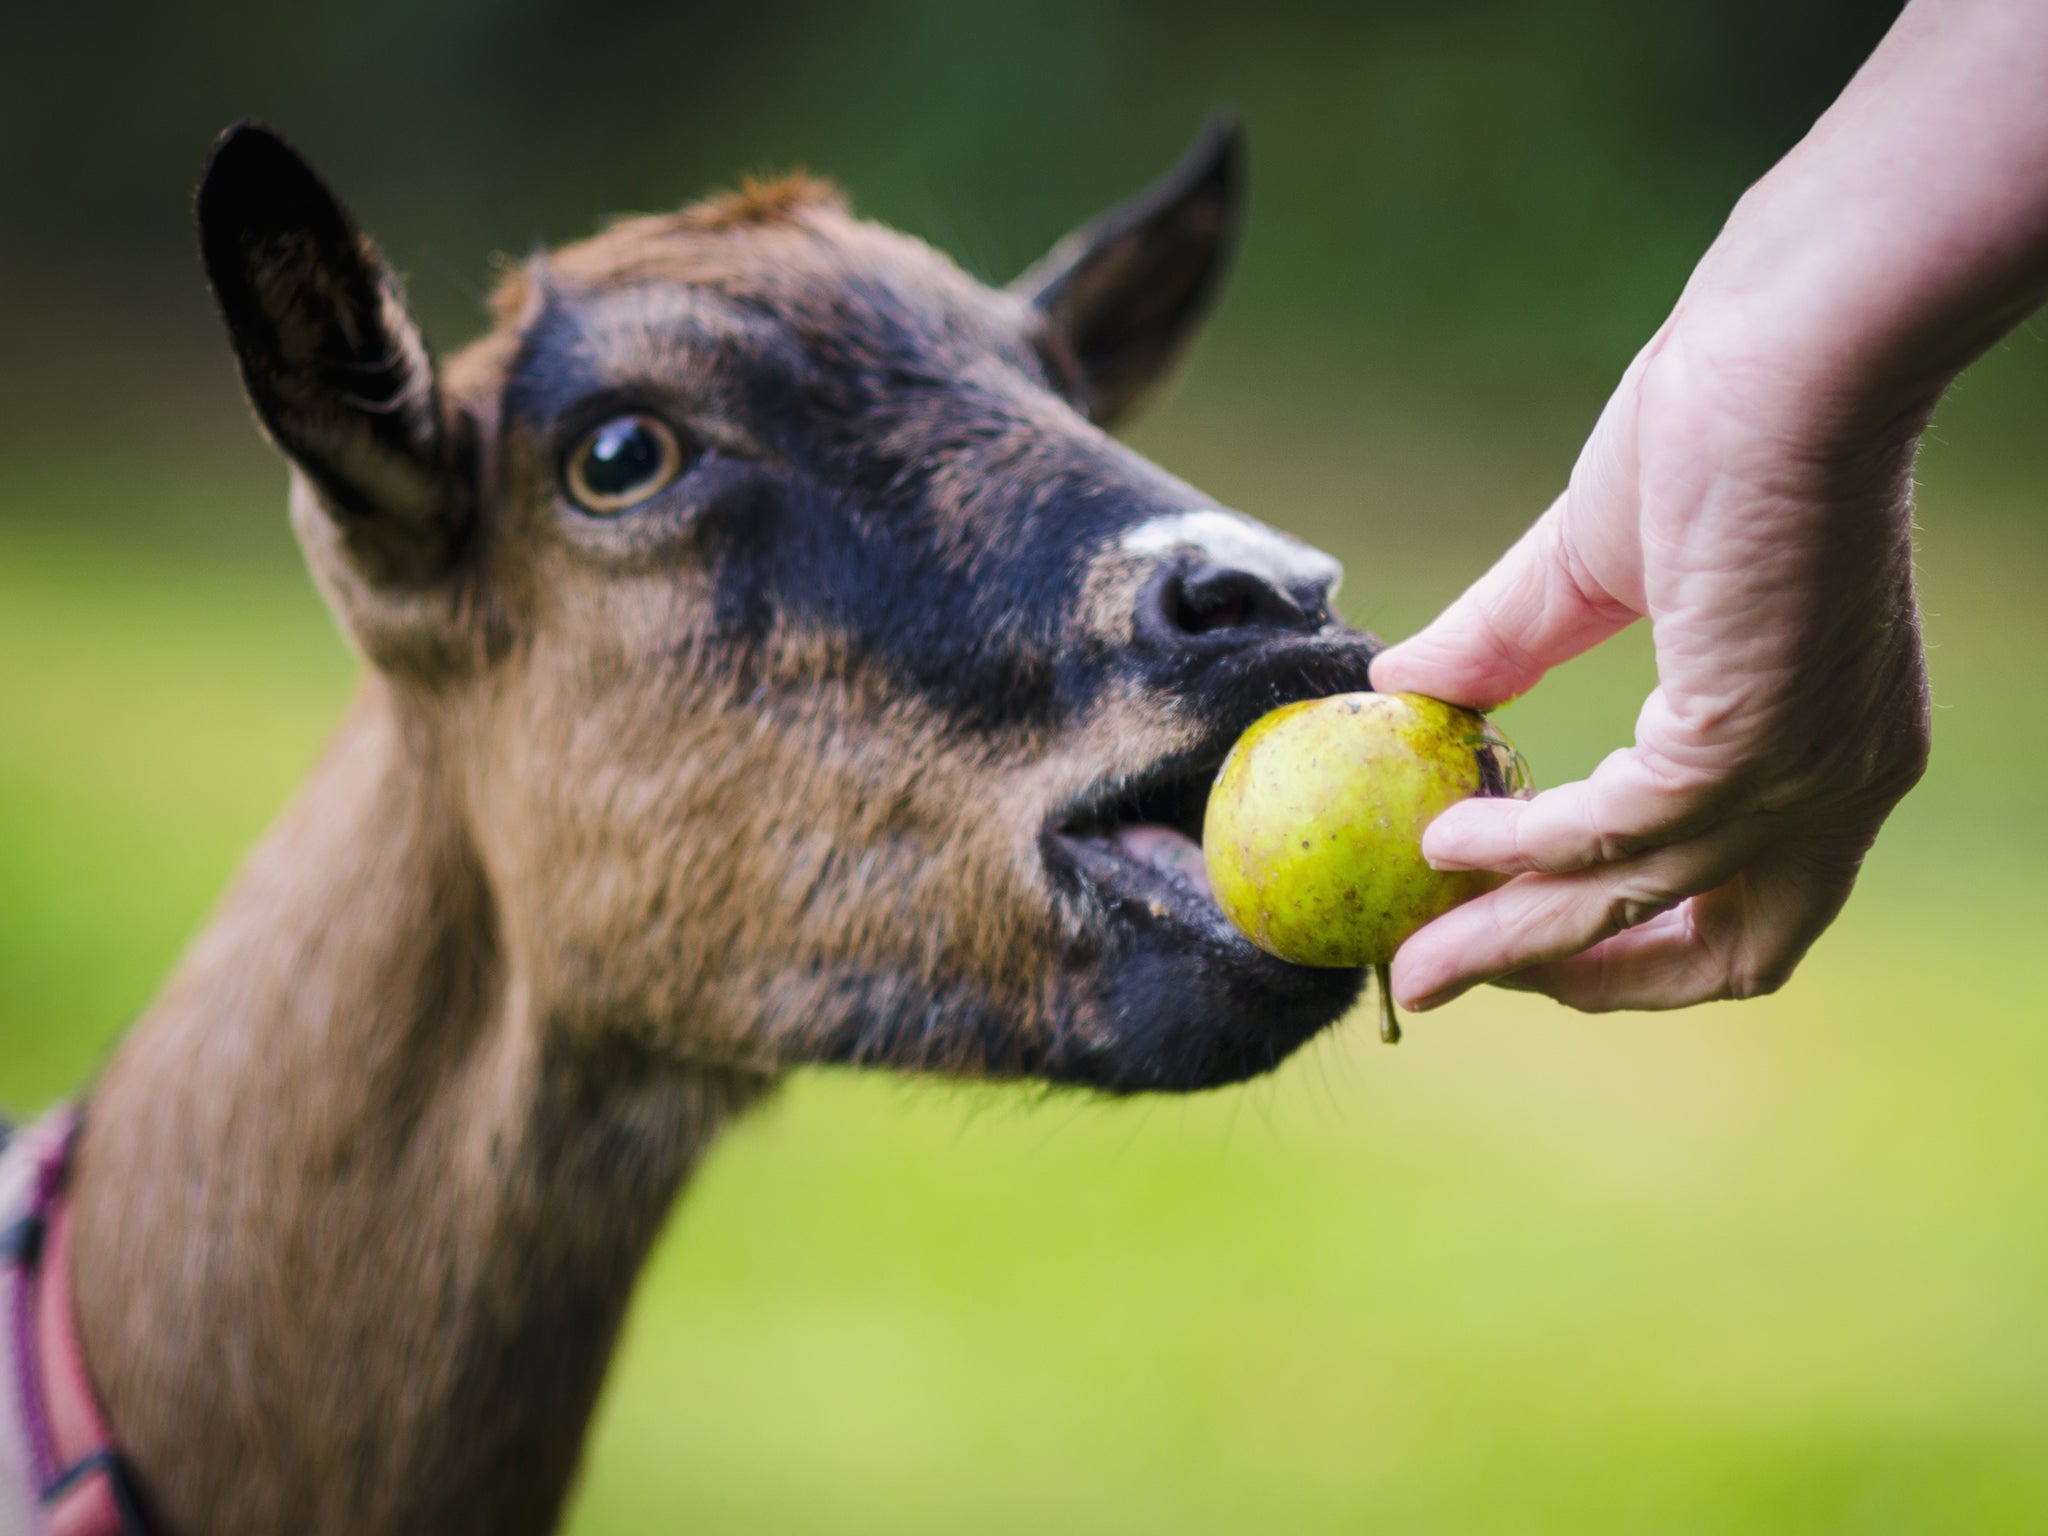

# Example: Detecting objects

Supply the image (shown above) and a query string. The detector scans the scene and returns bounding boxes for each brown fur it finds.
[669,169,847,229]
[79,685,759,1534]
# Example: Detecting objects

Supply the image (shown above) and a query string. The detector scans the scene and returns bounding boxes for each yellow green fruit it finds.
[1201,691,1531,1042]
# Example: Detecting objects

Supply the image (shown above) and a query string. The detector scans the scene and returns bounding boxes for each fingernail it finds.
[1403,984,1463,1014]
[1421,838,1468,872]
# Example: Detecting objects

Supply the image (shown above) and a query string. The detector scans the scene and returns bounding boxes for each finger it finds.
[1491,847,1861,1012]
[1422,735,1733,876]
[1368,496,1637,709]
[1489,907,1704,1010]
[1389,817,1773,1010]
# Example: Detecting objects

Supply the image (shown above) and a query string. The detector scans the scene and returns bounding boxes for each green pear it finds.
[1202,691,1531,1043]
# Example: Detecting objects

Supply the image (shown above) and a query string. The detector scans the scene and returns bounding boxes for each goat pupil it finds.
[585,419,660,495]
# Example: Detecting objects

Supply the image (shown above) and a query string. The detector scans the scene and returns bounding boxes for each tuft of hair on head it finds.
[673,171,848,231]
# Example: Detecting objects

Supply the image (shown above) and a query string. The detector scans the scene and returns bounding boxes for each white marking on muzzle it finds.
[1120,509,1342,598]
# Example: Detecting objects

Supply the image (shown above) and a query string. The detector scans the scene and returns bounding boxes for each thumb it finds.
[1368,494,1634,708]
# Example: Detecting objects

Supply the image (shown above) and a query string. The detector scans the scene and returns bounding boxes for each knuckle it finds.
[1576,950,1630,1015]
[1602,885,1673,940]
[1725,951,1798,1002]
[1509,804,1587,875]
[1578,795,1636,869]
[1879,713,1933,801]
[1553,519,1635,629]
[1557,783,1659,872]
[1641,747,1745,824]
[1593,746,1733,851]
[1466,608,1544,698]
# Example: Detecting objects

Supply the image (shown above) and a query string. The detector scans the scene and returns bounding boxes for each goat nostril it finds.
[1158,562,1311,642]
[1172,580,1258,635]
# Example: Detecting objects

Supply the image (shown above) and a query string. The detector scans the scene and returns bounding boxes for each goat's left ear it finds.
[1012,114,1244,429]
[197,122,471,585]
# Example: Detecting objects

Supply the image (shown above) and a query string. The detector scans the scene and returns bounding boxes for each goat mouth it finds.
[1046,745,1239,940]
[1021,635,1384,1091]
[1043,633,1385,959]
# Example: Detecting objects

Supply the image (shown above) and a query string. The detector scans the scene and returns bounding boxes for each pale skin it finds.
[1371,0,2048,1013]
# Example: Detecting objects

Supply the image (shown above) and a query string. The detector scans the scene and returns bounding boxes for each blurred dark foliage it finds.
[3,0,1913,456]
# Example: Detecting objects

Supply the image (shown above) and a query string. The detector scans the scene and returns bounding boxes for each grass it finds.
[2,408,2045,1532]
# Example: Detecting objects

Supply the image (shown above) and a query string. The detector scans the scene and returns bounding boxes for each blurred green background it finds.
[6,1,2047,1531]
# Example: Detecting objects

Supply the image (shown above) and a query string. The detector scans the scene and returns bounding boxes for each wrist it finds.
[1669,187,1955,456]
[1626,303,1930,521]
[1643,293,1937,487]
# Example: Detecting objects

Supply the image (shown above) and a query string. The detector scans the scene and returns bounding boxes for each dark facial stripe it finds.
[502,261,1254,739]
[705,410,1207,732]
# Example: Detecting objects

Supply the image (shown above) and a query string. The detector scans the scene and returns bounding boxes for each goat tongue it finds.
[1109,824,1214,903]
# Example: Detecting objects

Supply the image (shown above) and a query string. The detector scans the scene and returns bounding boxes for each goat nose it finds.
[1120,508,1343,656]
[1138,556,1333,652]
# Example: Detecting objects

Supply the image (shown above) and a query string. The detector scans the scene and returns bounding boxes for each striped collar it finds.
[2,1108,157,1536]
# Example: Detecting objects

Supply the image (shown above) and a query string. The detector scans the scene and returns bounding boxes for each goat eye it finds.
[564,414,685,514]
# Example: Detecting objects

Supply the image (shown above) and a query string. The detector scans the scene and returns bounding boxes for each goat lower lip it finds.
[1049,813,1245,956]
[1063,821,1217,909]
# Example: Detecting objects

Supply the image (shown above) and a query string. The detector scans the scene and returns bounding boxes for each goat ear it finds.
[197,122,471,584]
[1012,113,1244,429]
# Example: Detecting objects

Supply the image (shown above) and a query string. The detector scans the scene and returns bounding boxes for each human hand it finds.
[1368,318,1933,1012]
[1366,0,2048,1013]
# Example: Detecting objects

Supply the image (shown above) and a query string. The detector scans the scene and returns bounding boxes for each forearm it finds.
[1676,0,2048,438]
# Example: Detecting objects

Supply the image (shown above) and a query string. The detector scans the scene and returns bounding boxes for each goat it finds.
[11,117,1381,1535]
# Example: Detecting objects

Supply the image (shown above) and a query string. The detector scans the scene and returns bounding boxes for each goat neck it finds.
[69,680,764,1536]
